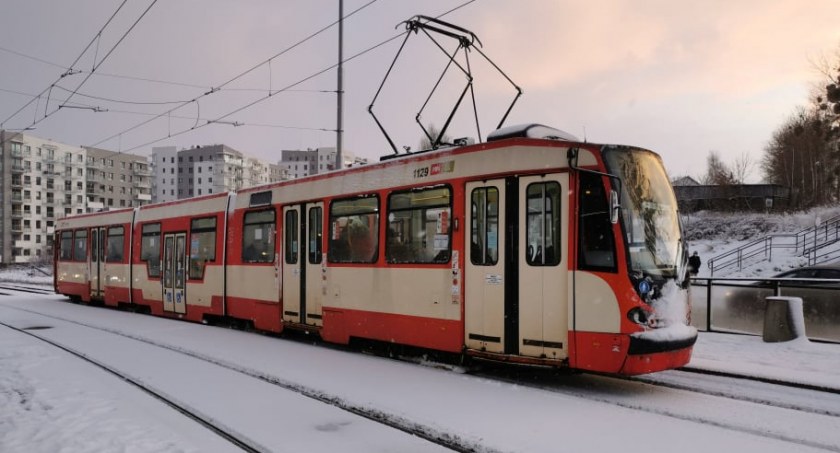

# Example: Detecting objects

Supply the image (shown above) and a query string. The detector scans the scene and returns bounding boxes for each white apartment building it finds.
[279,147,366,179]
[151,144,283,203]
[0,131,152,264]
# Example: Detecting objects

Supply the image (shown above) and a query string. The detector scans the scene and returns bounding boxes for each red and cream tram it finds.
[55,124,696,375]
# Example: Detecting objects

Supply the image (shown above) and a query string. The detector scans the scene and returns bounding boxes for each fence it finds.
[689,277,840,343]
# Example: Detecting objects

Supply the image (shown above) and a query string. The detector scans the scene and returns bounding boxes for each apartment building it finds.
[84,147,153,211]
[0,131,153,264]
[278,147,366,179]
[151,144,284,203]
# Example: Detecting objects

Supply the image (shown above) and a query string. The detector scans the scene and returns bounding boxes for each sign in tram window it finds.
[285,210,299,264]
[470,187,499,266]
[578,172,616,271]
[386,186,452,264]
[328,196,379,264]
[308,207,323,264]
[141,223,162,277]
[189,217,216,279]
[106,226,125,262]
[242,209,275,263]
[59,231,73,261]
[73,229,87,261]
[526,182,561,266]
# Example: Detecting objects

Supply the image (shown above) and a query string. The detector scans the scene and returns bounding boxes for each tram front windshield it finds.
[604,148,683,279]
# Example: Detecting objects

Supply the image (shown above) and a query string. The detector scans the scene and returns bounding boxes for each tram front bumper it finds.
[620,325,698,375]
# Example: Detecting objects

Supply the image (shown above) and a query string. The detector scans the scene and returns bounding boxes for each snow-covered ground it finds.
[2,292,839,453]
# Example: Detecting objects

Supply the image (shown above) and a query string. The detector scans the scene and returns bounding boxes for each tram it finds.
[55,124,697,375]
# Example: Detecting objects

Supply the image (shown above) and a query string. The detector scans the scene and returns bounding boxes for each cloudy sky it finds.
[1,0,839,181]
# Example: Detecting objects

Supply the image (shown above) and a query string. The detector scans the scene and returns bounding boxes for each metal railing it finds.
[708,213,840,275]
[690,276,840,343]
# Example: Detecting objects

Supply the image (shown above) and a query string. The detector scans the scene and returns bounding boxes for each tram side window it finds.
[189,217,216,279]
[526,182,561,266]
[578,172,616,271]
[285,210,299,264]
[328,195,379,264]
[470,187,499,266]
[242,209,275,263]
[106,226,125,262]
[59,231,73,261]
[386,186,451,264]
[73,229,87,261]
[140,223,162,277]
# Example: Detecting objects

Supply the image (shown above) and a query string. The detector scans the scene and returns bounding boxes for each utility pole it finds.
[336,0,344,171]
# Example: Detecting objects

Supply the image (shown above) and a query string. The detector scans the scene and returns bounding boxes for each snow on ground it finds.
[2,293,839,453]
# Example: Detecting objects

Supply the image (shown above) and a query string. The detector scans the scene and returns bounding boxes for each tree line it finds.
[699,46,840,209]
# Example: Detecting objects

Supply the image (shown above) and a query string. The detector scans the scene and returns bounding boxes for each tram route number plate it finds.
[485,274,503,285]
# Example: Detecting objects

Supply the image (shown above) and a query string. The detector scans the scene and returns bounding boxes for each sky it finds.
[1,0,840,182]
[1,289,839,452]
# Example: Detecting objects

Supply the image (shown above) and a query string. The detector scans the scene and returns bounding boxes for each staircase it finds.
[707,214,840,276]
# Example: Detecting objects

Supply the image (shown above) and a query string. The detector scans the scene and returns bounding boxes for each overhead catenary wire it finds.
[100,0,477,155]
[88,0,381,150]
[0,0,129,128]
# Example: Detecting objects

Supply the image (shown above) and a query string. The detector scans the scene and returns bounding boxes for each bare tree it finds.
[703,151,737,185]
[731,152,755,184]
[418,124,452,151]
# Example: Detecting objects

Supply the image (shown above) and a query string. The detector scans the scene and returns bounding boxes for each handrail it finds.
[707,213,840,275]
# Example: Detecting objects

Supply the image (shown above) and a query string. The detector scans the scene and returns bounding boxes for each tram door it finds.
[465,180,507,353]
[517,174,568,360]
[282,203,325,327]
[162,232,187,314]
[90,227,105,299]
[465,175,569,359]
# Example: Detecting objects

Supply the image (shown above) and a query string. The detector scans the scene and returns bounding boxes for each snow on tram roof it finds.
[487,123,579,142]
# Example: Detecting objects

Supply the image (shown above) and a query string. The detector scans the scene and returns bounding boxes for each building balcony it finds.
[132,167,152,177]
[134,180,152,189]
[10,165,27,174]
[135,193,152,201]
[10,224,22,233]
[86,159,101,169]
[10,180,23,188]
[10,210,23,219]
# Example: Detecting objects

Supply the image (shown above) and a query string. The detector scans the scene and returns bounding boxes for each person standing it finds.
[688,251,701,276]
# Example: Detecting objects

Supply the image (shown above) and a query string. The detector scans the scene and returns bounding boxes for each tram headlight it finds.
[627,307,651,326]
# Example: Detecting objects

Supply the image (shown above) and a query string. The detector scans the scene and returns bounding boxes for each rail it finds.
[689,276,840,343]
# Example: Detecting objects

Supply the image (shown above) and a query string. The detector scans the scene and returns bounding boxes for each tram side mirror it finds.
[610,189,620,224]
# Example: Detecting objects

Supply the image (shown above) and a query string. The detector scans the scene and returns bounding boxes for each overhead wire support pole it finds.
[336,0,344,170]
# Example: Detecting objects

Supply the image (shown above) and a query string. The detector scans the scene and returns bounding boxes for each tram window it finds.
[141,223,162,277]
[470,187,499,266]
[328,195,379,264]
[106,226,125,262]
[242,209,275,263]
[189,217,216,279]
[285,210,299,264]
[73,229,87,261]
[59,231,73,261]
[526,182,561,266]
[386,186,451,264]
[578,173,617,271]
[308,207,323,264]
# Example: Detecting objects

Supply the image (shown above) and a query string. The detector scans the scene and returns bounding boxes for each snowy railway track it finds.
[0,283,55,295]
[0,303,496,453]
[472,365,840,452]
[0,319,266,453]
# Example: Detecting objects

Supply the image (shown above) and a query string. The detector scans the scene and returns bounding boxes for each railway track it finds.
[2,297,839,453]
[0,303,495,453]
[0,319,266,453]
[0,283,55,295]
[470,364,840,452]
